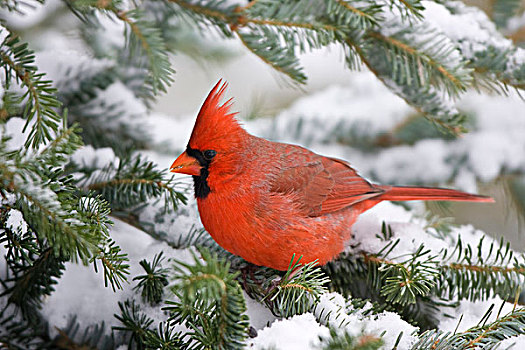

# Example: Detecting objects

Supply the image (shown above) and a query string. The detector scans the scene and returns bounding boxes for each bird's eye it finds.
[203,150,217,160]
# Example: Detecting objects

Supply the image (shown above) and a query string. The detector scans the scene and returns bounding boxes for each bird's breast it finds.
[195,185,359,270]
[197,189,269,259]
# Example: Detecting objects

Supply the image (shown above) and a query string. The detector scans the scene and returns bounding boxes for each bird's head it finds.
[170,80,249,198]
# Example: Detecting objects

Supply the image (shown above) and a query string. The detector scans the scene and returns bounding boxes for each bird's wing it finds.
[319,157,384,214]
[269,146,384,217]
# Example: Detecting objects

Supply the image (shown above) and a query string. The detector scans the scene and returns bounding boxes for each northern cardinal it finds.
[171,81,493,271]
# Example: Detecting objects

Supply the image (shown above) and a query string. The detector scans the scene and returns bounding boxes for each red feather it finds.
[377,186,493,202]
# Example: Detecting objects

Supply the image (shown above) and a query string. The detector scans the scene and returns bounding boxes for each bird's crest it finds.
[188,80,245,150]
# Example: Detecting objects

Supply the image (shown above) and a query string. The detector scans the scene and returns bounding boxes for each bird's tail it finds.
[378,186,494,203]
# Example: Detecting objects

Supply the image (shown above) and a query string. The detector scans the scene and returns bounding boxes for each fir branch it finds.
[345,36,465,135]
[143,321,185,350]
[65,1,174,96]
[389,0,425,20]
[166,248,250,349]
[0,0,45,15]
[445,263,525,275]
[92,237,130,292]
[0,306,48,349]
[67,99,150,157]
[82,154,187,212]
[469,46,525,93]
[66,0,119,11]
[34,118,84,166]
[2,247,66,321]
[0,33,62,148]
[220,254,333,322]
[324,251,444,330]
[438,1,525,94]
[171,0,343,84]
[1,209,40,265]
[240,2,341,33]
[363,244,440,305]
[491,0,523,28]
[88,178,170,191]
[362,233,525,304]
[2,139,124,276]
[12,178,101,262]
[113,299,155,349]
[263,255,330,318]
[322,218,525,330]
[370,59,466,133]
[51,316,116,350]
[332,0,382,28]
[116,9,174,95]
[436,236,525,302]
[236,28,307,85]
[133,252,169,305]
[57,65,118,106]
[318,328,383,350]
[173,225,208,249]
[78,195,130,292]
[234,12,347,83]
[0,110,128,326]
[413,307,525,349]
[162,0,521,133]
[170,0,233,23]
[365,29,470,96]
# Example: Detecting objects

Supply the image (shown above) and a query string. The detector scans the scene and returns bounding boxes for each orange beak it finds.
[170,151,202,176]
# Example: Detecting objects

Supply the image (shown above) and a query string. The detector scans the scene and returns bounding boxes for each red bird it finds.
[171,81,493,271]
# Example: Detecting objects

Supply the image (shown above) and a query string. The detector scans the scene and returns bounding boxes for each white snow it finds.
[363,311,418,349]
[147,113,199,152]
[453,168,478,194]
[0,80,3,109]
[499,334,525,349]
[463,131,521,182]
[5,209,28,235]
[35,50,114,92]
[507,47,525,72]
[249,313,330,350]
[244,293,277,330]
[71,146,119,188]
[41,218,197,337]
[71,146,117,169]
[0,0,64,30]
[84,81,148,129]
[0,192,15,206]
[352,201,515,270]
[438,296,518,333]
[3,117,29,152]
[313,292,419,349]
[138,195,202,245]
[422,1,512,58]
[85,11,127,54]
[252,72,412,146]
[0,25,8,46]
[507,11,525,33]
[314,292,349,328]
[370,139,453,184]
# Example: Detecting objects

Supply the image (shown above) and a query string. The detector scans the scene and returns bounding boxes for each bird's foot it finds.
[238,263,262,298]
[264,266,302,296]
[265,277,281,296]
